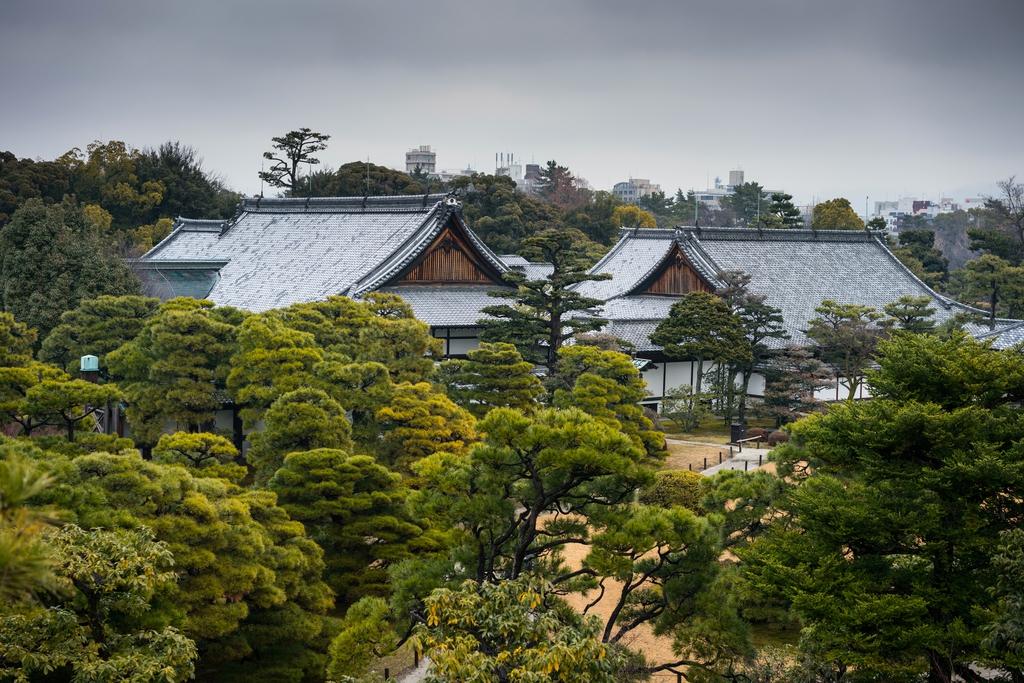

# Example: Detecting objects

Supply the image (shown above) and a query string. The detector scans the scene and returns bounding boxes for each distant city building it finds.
[613,178,661,203]
[405,146,436,174]
[434,166,476,183]
[728,169,745,188]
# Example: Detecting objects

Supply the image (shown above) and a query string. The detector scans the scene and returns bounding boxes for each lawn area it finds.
[750,622,802,650]
[657,416,778,444]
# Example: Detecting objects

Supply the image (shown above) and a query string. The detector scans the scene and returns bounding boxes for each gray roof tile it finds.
[142,195,507,315]
[584,227,1020,351]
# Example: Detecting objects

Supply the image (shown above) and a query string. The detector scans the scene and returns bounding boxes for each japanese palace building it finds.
[140,194,1017,403]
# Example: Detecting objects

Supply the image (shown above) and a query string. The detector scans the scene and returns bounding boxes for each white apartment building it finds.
[405,146,436,174]
[614,178,662,202]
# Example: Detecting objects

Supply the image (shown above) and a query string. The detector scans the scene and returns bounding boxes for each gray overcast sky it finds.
[2,0,1022,209]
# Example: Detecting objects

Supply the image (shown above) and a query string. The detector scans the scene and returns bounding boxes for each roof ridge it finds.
[241,194,446,213]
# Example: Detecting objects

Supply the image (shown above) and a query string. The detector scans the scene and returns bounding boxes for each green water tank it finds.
[80,355,99,372]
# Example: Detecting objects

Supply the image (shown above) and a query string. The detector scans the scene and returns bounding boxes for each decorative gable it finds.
[392,218,505,286]
[634,243,714,296]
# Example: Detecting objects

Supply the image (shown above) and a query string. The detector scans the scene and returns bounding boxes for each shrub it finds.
[767,430,790,446]
[746,427,768,439]
[638,469,705,512]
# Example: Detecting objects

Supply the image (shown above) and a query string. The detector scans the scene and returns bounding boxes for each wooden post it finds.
[689,463,692,471]
[744,460,749,472]
[759,454,762,467]
[385,668,390,680]
[719,451,722,464]
[414,651,419,667]
[729,446,734,457]
[703,457,707,470]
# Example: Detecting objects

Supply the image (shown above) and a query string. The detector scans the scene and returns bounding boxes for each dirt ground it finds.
[664,440,736,473]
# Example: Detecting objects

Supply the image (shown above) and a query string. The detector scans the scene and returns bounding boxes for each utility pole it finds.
[756,191,760,229]
[694,193,699,227]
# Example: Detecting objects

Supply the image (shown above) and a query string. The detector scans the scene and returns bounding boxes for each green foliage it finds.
[480,228,611,368]
[952,253,1024,328]
[867,330,1024,410]
[0,151,72,227]
[0,524,198,683]
[39,294,160,377]
[269,448,435,605]
[984,529,1024,673]
[810,198,864,231]
[318,161,426,197]
[881,294,937,334]
[753,344,831,427]
[0,198,141,343]
[740,333,1024,681]
[375,382,475,472]
[766,192,804,229]
[410,578,623,683]
[18,445,335,683]
[247,388,352,485]
[610,204,657,229]
[259,128,331,196]
[280,294,441,384]
[638,469,705,511]
[967,176,1024,266]
[892,229,948,287]
[23,377,122,441]
[721,182,769,227]
[0,458,58,600]
[439,341,542,418]
[107,298,245,443]
[804,300,886,400]
[552,345,666,461]
[327,597,397,680]
[650,291,751,394]
[660,384,712,433]
[227,311,324,428]
[153,432,245,483]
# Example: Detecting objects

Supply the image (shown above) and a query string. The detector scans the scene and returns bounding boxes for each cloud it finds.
[2,0,1021,205]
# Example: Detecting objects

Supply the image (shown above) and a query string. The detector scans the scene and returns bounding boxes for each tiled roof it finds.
[142,195,508,315]
[976,321,1024,349]
[499,255,555,281]
[376,285,510,327]
[583,227,1020,351]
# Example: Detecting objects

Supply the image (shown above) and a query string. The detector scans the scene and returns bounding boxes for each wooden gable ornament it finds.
[392,215,505,286]
[633,242,714,296]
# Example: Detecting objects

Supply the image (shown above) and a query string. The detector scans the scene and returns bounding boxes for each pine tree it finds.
[480,228,610,369]
[767,192,803,228]
[375,381,475,472]
[441,342,542,417]
[246,387,352,485]
[106,298,246,445]
[269,448,437,605]
[39,295,160,377]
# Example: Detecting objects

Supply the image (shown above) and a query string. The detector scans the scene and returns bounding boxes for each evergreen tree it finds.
[551,345,666,461]
[106,298,246,446]
[23,378,121,442]
[767,192,803,228]
[741,332,1024,682]
[440,341,542,417]
[375,381,475,472]
[480,228,611,369]
[649,291,751,395]
[882,294,937,334]
[226,311,324,428]
[39,294,160,378]
[805,300,886,400]
[721,182,767,227]
[754,344,831,427]
[810,197,865,231]
[0,198,140,343]
[258,128,331,197]
[269,448,438,605]
[21,445,336,683]
[152,431,246,482]
[246,387,352,485]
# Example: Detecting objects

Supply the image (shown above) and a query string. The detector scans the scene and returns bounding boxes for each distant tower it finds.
[728,169,745,187]
[406,146,436,174]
